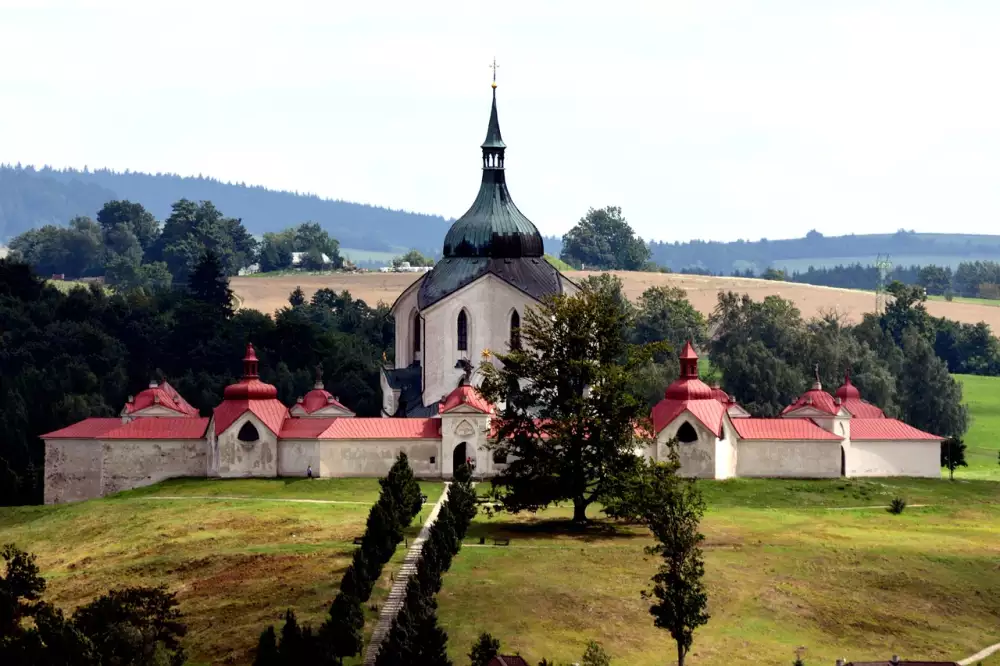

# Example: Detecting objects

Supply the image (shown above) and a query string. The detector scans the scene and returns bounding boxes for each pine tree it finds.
[941,437,968,480]
[187,250,234,314]
[469,632,501,666]
[319,592,363,663]
[382,451,423,529]
[582,640,611,666]
[289,286,305,307]
[253,626,280,666]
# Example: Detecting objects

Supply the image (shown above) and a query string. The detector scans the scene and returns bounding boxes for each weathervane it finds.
[490,57,499,88]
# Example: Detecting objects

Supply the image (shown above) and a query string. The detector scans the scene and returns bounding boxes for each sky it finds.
[1,0,999,243]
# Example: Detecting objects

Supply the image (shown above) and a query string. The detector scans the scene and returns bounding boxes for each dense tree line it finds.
[0,164,448,254]
[254,453,424,665]
[0,256,393,506]
[1,544,187,665]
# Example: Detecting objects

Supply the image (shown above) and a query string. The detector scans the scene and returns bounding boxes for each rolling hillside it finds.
[0,165,449,254]
[230,270,1000,333]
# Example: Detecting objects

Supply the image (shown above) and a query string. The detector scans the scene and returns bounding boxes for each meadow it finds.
[957,374,1000,481]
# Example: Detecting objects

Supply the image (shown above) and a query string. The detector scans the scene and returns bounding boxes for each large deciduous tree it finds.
[560,206,651,271]
[152,199,257,283]
[478,282,659,523]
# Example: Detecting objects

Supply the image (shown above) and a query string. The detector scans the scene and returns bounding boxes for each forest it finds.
[0,165,449,254]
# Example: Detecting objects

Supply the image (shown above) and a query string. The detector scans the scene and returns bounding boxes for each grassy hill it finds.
[956,374,1000,480]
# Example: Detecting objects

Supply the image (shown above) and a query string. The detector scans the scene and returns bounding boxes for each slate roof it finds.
[383,364,438,417]
[418,256,563,310]
[732,418,841,440]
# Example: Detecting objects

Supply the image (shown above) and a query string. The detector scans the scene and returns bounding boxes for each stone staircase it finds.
[363,484,450,666]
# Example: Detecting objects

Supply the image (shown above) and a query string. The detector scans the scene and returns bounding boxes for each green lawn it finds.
[441,481,1000,666]
[0,479,443,665]
[957,374,1000,481]
[928,294,1000,307]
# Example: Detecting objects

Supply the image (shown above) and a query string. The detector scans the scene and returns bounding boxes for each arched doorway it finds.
[453,441,468,475]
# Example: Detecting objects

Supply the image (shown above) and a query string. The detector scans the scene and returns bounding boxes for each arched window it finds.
[237,422,260,443]
[509,310,521,350]
[457,310,468,351]
[676,421,698,444]
[412,311,421,355]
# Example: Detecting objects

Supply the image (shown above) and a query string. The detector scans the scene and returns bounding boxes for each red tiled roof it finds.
[782,387,841,415]
[841,397,886,419]
[103,417,209,439]
[732,418,841,440]
[124,381,199,417]
[439,384,491,414]
[664,377,714,401]
[299,387,350,414]
[214,399,288,436]
[651,397,726,437]
[321,418,441,440]
[488,657,531,666]
[679,340,698,359]
[279,418,339,438]
[850,418,942,441]
[42,418,123,439]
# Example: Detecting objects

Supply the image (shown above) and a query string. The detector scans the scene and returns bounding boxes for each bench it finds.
[493,538,510,547]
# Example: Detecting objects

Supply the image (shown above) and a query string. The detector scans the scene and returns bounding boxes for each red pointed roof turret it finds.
[835,369,861,401]
[222,343,278,400]
[678,340,699,379]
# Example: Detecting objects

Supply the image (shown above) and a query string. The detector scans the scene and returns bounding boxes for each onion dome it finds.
[441,82,545,259]
[663,341,714,401]
[298,365,350,414]
[835,370,861,401]
[223,344,279,400]
[781,367,840,415]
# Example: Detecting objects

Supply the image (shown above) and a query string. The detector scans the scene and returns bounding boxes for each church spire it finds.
[481,59,506,161]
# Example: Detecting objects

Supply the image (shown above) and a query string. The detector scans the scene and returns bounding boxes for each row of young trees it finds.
[374,465,478,665]
[0,544,187,665]
[254,453,425,665]
[0,256,392,506]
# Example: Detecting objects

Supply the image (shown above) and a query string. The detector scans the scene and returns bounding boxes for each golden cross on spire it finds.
[490,57,499,88]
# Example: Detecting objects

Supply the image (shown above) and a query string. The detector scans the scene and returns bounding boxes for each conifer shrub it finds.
[889,497,907,514]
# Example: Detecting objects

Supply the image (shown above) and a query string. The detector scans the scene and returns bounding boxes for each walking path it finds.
[139,495,371,505]
[959,641,1000,665]
[363,483,451,666]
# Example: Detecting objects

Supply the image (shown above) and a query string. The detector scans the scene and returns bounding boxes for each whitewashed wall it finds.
[846,440,940,477]
[44,439,103,504]
[214,412,279,478]
[101,440,208,495]
[657,415,717,479]
[317,439,442,477]
[440,411,491,477]
[392,281,422,368]
[735,440,841,478]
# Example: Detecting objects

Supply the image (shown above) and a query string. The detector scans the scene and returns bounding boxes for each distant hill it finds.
[0,165,450,254]
[647,230,1000,274]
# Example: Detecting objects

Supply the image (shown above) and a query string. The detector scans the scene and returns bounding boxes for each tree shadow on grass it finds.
[464,514,648,544]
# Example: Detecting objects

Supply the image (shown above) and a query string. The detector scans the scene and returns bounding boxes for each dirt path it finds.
[139,495,371,505]
[959,641,1000,665]
[231,271,1000,332]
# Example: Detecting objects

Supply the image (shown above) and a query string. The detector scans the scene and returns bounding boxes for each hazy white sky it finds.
[1,0,998,242]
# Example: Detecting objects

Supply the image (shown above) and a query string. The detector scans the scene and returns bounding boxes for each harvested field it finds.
[230,271,1000,331]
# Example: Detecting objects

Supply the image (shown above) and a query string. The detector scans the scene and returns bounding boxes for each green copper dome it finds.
[441,88,545,259]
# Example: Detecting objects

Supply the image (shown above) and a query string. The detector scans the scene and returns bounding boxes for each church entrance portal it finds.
[453,442,468,475]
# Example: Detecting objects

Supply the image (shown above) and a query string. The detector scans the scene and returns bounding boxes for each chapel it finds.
[41,82,944,505]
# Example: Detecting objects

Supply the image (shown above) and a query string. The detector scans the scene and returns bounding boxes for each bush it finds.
[888,497,907,514]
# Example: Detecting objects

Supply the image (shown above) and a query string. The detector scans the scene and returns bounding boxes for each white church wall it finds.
[847,440,940,478]
[421,275,539,407]
[101,439,208,496]
[44,439,103,504]
[736,440,841,478]
[215,413,279,478]
[658,416,716,479]
[440,411,491,478]
[714,418,738,480]
[317,439,442,477]
[392,282,422,368]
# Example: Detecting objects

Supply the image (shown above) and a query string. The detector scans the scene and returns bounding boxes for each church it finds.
[41,82,944,504]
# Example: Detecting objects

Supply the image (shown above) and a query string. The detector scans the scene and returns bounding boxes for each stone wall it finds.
[318,439,442,477]
[736,439,841,478]
[101,440,208,495]
[658,416,717,478]
[44,439,103,504]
